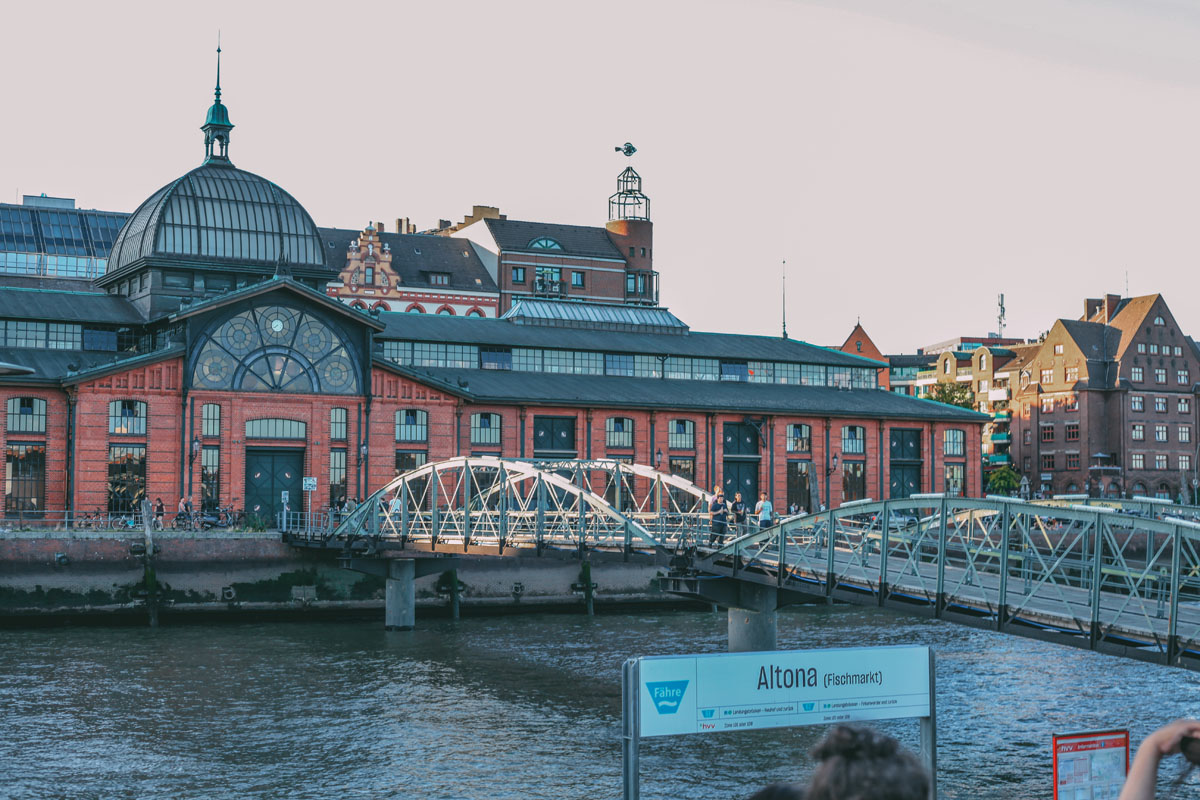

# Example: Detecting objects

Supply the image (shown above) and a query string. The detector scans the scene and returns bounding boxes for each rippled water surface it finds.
[2,607,1199,799]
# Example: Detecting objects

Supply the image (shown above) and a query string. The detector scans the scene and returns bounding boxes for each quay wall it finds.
[0,531,680,624]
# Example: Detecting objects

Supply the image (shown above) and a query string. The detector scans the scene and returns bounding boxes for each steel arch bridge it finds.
[287,456,715,556]
[284,457,1200,669]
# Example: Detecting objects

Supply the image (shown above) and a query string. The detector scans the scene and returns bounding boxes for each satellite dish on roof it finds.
[615,142,637,157]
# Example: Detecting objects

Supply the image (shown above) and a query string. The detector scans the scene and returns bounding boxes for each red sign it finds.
[1052,729,1128,800]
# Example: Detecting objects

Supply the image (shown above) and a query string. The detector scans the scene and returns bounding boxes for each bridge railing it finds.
[707,495,1200,665]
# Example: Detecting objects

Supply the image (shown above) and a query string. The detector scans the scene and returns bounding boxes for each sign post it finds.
[621,645,936,800]
[1052,729,1128,800]
[302,476,317,524]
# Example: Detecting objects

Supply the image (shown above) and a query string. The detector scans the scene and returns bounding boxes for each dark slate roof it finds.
[318,227,498,293]
[0,348,171,384]
[886,354,936,368]
[0,286,144,324]
[1060,319,1122,361]
[376,313,886,367]
[483,218,624,259]
[168,276,385,331]
[383,363,988,421]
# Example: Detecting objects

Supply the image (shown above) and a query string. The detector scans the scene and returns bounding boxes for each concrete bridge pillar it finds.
[727,584,778,652]
[385,559,416,631]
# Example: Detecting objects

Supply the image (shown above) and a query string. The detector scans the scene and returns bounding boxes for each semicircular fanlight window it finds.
[190,305,359,395]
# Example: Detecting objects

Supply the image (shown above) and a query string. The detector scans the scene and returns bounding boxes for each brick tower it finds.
[605,144,657,304]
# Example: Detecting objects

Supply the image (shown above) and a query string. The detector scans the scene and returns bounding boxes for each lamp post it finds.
[655,448,663,469]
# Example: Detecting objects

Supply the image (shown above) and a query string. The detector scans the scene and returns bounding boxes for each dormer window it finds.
[430,273,449,286]
[528,237,562,250]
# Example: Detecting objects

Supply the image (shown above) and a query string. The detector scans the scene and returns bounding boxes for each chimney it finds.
[438,219,451,231]
[1104,293,1121,323]
[1084,298,1102,320]
[395,217,416,235]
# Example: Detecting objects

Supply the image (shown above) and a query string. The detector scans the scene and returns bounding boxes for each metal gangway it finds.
[677,494,1200,669]
[284,458,1200,668]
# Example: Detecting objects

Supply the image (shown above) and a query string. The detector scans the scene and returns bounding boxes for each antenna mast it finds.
[781,259,788,339]
[997,293,1006,338]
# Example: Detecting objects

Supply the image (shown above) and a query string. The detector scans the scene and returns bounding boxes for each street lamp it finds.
[359,441,369,461]
[655,448,663,468]
[190,436,201,462]
[826,453,839,475]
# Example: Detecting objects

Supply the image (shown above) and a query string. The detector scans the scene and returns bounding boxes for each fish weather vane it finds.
[615,142,637,157]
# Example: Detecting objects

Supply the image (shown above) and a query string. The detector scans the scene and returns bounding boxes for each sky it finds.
[4,0,1200,352]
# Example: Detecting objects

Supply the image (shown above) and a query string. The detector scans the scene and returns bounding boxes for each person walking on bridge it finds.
[755,492,773,530]
[708,486,727,545]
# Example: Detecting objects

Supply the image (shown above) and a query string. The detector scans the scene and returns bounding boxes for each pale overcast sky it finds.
[3,0,1200,352]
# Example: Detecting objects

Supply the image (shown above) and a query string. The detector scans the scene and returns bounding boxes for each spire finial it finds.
[781,259,788,339]
[215,32,222,102]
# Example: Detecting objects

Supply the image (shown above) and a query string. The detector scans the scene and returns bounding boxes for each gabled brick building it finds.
[1009,294,1200,499]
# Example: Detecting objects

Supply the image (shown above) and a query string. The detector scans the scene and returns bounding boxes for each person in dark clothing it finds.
[708,486,727,545]
[730,492,747,537]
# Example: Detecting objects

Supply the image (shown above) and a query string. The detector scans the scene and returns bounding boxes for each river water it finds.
[2,606,1198,799]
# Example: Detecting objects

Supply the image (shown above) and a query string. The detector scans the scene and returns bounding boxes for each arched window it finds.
[1154,316,1166,326]
[7,397,46,434]
[528,237,563,250]
[406,303,426,314]
[350,300,367,310]
[436,305,455,316]
[668,419,695,449]
[944,429,965,456]
[1156,482,1172,499]
[470,412,501,446]
[330,407,347,441]
[370,301,390,312]
[191,305,359,395]
[201,403,221,437]
[245,419,307,439]
[466,307,485,318]
[396,409,428,442]
[980,355,987,370]
[943,359,951,375]
[841,425,865,455]
[606,416,633,448]
[786,423,811,453]
[109,400,147,435]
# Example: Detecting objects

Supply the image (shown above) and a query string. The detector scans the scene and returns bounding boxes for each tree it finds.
[928,381,975,410]
[986,466,1021,496]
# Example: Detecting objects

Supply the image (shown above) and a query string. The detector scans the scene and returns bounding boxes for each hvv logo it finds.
[646,681,689,714]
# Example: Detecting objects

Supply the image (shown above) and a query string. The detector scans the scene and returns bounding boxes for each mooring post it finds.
[141,498,158,629]
[581,560,595,616]
[385,559,416,630]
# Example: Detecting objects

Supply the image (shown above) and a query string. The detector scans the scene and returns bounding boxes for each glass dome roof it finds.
[106,162,327,276]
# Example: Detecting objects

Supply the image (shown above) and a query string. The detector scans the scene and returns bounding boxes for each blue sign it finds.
[645,680,689,714]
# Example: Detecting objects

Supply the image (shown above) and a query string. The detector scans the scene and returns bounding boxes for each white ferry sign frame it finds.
[621,645,936,800]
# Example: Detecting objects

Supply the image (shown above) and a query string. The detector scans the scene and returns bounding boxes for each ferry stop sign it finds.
[621,645,936,800]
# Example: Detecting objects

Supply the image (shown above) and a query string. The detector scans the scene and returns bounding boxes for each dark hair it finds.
[805,725,929,800]
[746,783,805,800]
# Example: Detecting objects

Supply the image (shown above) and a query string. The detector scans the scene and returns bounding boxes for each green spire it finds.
[201,37,234,163]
